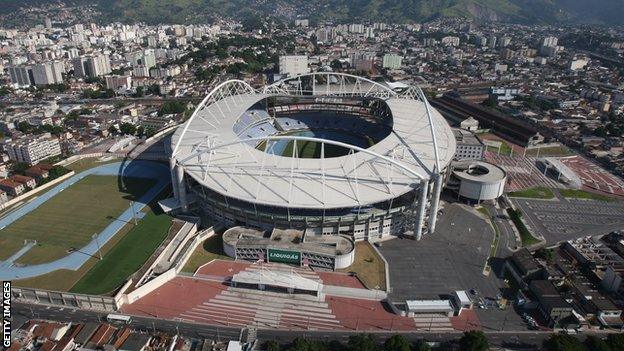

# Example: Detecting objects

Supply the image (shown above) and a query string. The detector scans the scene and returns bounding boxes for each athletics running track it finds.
[0,160,169,280]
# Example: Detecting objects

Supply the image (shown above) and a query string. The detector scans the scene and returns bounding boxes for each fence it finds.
[12,287,117,312]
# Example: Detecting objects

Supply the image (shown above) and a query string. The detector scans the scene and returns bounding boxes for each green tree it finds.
[241,15,264,32]
[287,338,313,351]
[594,126,608,138]
[17,121,35,134]
[158,101,186,116]
[384,335,409,351]
[133,86,145,98]
[108,125,118,135]
[347,334,379,351]
[413,340,431,351]
[146,84,160,96]
[144,126,156,137]
[13,162,29,174]
[535,248,555,264]
[483,96,498,108]
[459,331,489,351]
[265,340,280,351]
[606,334,624,350]
[585,335,612,351]
[543,334,587,351]
[119,122,137,135]
[330,59,343,71]
[49,165,68,178]
[327,340,344,351]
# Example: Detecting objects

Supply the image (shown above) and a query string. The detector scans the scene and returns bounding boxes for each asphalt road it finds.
[12,302,242,342]
[486,203,518,252]
[16,301,623,349]
[11,302,566,348]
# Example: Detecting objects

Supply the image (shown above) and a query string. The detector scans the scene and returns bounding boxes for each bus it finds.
[106,313,132,324]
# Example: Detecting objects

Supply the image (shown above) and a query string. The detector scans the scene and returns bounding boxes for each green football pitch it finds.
[256,131,375,159]
[0,175,156,265]
[69,208,172,295]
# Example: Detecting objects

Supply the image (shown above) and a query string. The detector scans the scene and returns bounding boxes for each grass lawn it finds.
[477,207,501,258]
[507,187,555,200]
[0,175,155,264]
[282,139,352,158]
[11,216,137,291]
[66,157,120,173]
[339,241,386,290]
[486,142,513,156]
[69,207,172,295]
[558,189,618,202]
[507,208,541,246]
[477,207,490,217]
[259,131,375,159]
[181,233,231,273]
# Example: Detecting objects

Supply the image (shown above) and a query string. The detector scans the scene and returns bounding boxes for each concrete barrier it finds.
[322,285,387,300]
[144,125,178,144]
[55,153,106,167]
[12,287,117,312]
[124,268,178,304]
[115,225,215,308]
[174,227,216,273]
[370,243,391,292]
[134,218,199,286]
[113,279,135,309]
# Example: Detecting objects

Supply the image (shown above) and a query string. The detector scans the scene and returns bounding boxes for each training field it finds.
[70,208,172,295]
[0,175,156,265]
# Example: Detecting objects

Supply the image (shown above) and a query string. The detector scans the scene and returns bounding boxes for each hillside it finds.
[2,0,623,26]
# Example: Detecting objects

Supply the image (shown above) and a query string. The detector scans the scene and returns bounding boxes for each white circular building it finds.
[448,160,507,202]
[170,73,456,241]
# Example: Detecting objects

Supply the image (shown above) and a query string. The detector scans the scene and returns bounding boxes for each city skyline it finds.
[1,4,624,351]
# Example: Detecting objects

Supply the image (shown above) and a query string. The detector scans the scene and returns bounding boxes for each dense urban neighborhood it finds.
[1,2,624,351]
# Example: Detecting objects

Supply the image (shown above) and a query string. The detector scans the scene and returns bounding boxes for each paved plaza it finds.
[379,203,504,301]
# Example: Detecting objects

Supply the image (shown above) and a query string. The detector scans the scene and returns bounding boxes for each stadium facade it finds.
[170,73,456,241]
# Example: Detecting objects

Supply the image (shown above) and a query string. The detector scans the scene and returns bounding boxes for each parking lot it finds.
[379,203,505,301]
[510,197,624,244]
[379,202,527,331]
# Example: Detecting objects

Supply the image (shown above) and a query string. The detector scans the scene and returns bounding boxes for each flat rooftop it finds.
[223,226,354,256]
[453,128,483,146]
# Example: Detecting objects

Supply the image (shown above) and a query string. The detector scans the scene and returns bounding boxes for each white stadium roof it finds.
[171,73,456,210]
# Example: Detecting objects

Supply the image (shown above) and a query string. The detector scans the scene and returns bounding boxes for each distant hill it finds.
[2,0,624,26]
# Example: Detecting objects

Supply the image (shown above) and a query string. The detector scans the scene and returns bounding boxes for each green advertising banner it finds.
[267,248,301,265]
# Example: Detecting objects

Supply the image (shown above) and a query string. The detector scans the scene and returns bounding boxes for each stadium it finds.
[170,73,456,241]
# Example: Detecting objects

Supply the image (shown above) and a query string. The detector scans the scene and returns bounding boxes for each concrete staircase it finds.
[180,285,341,330]
[412,313,454,331]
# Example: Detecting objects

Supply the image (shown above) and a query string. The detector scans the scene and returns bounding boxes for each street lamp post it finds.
[130,201,138,226]
[93,233,102,260]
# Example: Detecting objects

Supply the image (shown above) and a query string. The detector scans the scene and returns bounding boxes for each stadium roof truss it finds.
[171,73,456,210]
